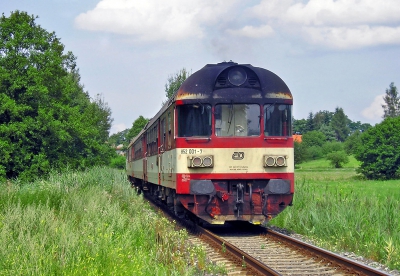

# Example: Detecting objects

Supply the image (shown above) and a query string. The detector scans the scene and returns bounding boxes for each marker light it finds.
[228,67,247,86]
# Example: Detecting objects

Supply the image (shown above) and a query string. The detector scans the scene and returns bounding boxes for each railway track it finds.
[193,224,392,276]
[143,193,393,275]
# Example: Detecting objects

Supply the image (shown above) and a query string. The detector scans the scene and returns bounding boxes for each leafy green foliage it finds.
[0,11,114,180]
[108,129,129,147]
[163,68,190,105]
[306,146,323,160]
[326,151,349,168]
[302,130,326,148]
[355,117,400,179]
[330,107,350,142]
[126,115,149,142]
[293,108,367,137]
[318,124,336,141]
[294,141,306,165]
[293,118,306,134]
[109,155,126,169]
[382,82,399,119]
[313,110,333,130]
[344,131,362,154]
[322,141,343,155]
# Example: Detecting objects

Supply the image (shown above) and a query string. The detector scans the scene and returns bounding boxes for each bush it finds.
[344,131,361,155]
[355,117,400,179]
[306,146,324,160]
[294,141,307,165]
[326,151,349,168]
[302,130,326,148]
[110,155,126,170]
[322,141,343,155]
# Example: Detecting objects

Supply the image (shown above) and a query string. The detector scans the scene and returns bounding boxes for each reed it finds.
[0,167,226,275]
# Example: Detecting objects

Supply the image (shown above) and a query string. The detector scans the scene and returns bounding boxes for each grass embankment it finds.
[0,167,225,276]
[270,156,400,270]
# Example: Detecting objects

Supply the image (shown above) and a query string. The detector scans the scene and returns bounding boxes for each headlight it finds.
[264,155,287,167]
[192,156,202,167]
[276,156,286,166]
[188,155,214,168]
[203,156,213,167]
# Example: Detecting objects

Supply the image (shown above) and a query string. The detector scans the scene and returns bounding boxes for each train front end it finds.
[174,62,294,225]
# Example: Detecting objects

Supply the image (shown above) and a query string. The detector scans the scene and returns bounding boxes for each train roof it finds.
[175,61,292,102]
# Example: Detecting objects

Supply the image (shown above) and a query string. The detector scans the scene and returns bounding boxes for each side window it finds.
[177,104,212,137]
[264,104,292,136]
[161,118,166,148]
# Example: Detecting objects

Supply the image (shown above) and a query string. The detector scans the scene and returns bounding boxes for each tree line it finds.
[295,83,400,180]
[0,11,115,181]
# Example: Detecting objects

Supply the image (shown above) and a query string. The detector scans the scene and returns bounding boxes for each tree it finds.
[382,82,399,119]
[313,110,333,130]
[163,68,190,104]
[355,116,400,179]
[109,129,130,147]
[301,130,326,148]
[126,116,149,142]
[0,11,113,180]
[293,141,306,166]
[305,112,315,132]
[292,118,307,134]
[344,131,362,155]
[330,107,350,142]
[326,151,349,168]
[318,124,336,141]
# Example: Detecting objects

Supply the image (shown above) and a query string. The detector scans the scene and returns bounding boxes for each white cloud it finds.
[304,25,400,49]
[226,25,274,39]
[362,94,384,121]
[248,0,400,49]
[74,0,239,42]
[74,0,400,49]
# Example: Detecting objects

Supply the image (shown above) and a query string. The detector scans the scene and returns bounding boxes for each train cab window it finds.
[214,104,260,137]
[177,104,212,137]
[264,104,292,136]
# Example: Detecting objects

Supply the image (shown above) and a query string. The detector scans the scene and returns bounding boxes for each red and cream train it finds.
[126,61,294,225]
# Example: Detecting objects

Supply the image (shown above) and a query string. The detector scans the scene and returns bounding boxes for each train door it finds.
[167,110,173,177]
[142,134,148,183]
[160,117,166,182]
[157,119,161,184]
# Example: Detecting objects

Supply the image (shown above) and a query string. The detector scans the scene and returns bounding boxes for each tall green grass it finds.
[271,158,400,270]
[0,167,225,275]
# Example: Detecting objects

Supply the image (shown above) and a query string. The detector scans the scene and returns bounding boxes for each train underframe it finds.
[129,176,293,225]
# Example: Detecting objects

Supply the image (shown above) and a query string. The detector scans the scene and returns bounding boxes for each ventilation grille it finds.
[217,76,227,86]
[248,77,258,86]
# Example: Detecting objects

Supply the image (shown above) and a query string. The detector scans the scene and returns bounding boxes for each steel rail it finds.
[267,229,391,276]
[197,226,282,276]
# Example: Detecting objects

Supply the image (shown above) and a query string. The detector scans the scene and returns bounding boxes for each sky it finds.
[3,0,400,134]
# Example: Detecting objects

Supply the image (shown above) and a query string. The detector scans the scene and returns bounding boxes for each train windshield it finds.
[215,104,260,137]
[264,104,292,136]
[177,104,212,137]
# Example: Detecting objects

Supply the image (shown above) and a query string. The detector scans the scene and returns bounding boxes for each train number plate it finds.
[180,149,203,154]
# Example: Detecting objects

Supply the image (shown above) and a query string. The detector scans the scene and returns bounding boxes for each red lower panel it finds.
[175,172,294,194]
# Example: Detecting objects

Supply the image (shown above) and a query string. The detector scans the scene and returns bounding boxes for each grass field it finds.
[270,156,400,270]
[1,159,399,273]
[0,167,225,276]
